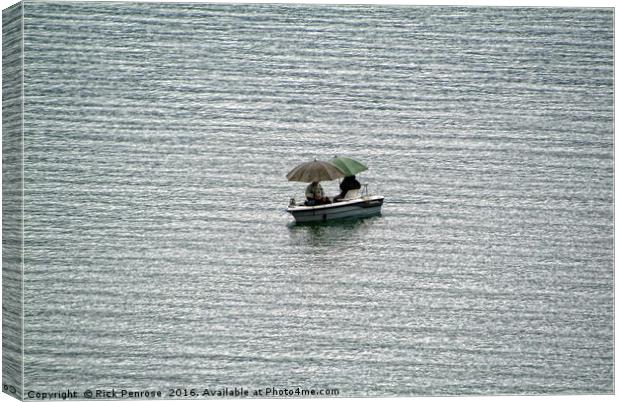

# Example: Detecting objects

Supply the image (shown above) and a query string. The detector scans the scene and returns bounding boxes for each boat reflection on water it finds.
[286,213,383,247]
[286,209,382,228]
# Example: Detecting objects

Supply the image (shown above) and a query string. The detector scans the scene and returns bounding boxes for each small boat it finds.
[285,157,384,223]
[287,189,384,223]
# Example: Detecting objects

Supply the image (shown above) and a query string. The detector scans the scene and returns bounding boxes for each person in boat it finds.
[305,181,331,206]
[334,175,361,202]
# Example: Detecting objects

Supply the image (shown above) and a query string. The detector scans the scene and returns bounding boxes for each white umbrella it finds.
[286,159,346,182]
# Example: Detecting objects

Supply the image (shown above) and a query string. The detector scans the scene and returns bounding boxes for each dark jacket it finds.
[335,176,361,200]
[340,176,361,192]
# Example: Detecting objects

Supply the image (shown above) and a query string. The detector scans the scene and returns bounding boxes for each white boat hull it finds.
[287,195,384,223]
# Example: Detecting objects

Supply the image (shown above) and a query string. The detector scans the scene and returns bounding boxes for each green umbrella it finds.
[330,156,368,177]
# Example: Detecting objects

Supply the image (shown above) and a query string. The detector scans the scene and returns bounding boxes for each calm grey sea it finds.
[15,1,615,397]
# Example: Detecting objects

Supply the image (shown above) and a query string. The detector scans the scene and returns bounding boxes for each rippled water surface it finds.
[17,2,613,397]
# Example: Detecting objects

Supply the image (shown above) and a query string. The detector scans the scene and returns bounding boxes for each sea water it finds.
[15,2,613,396]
